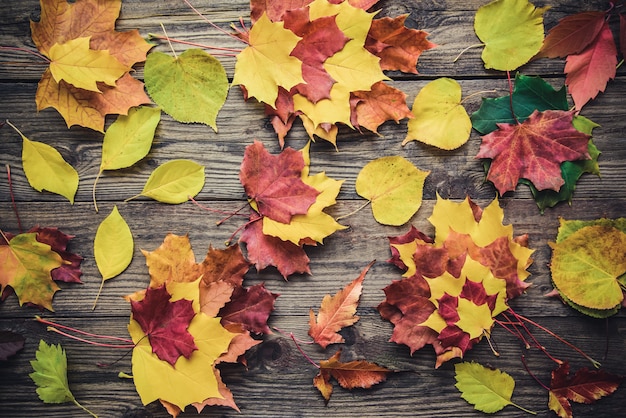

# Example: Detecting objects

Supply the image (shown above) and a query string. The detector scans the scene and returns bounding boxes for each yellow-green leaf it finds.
[549,225,626,310]
[144,49,228,131]
[356,156,429,226]
[134,159,205,204]
[403,78,471,150]
[474,0,548,71]
[232,13,304,107]
[93,205,133,308]
[8,121,78,204]
[48,37,129,92]
[100,106,161,171]
[455,361,532,414]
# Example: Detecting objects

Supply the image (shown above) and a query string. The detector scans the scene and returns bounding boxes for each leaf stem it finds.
[335,200,371,221]
[147,34,242,55]
[5,163,23,233]
[459,89,498,105]
[0,228,10,245]
[287,331,320,368]
[181,0,249,44]
[273,326,315,344]
[506,71,520,124]
[453,43,485,63]
[92,279,106,310]
[159,23,177,59]
[72,398,98,418]
[521,354,550,391]
[188,196,249,218]
[92,170,103,213]
[0,46,50,63]
[35,316,134,344]
[510,401,537,415]
[46,326,134,349]
[226,215,261,246]
[217,201,250,225]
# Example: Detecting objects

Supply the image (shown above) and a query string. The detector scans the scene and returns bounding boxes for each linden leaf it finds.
[130,285,197,366]
[314,350,391,403]
[403,78,471,150]
[536,11,606,59]
[549,225,626,311]
[455,361,532,414]
[29,340,96,417]
[309,261,372,348]
[0,331,25,361]
[93,205,133,308]
[0,233,63,311]
[564,21,617,110]
[133,159,205,204]
[356,156,429,226]
[144,49,228,131]
[48,37,129,92]
[476,110,590,194]
[549,362,623,418]
[6,121,78,204]
[232,13,304,107]
[350,81,413,134]
[474,0,548,71]
[218,284,279,334]
[240,140,319,224]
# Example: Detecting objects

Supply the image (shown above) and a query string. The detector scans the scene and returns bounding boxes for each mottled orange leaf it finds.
[350,81,413,133]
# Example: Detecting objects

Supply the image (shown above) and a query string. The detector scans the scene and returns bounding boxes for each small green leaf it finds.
[7,121,78,203]
[144,49,228,131]
[356,156,429,226]
[455,361,534,414]
[134,159,205,204]
[29,340,96,417]
[93,205,133,309]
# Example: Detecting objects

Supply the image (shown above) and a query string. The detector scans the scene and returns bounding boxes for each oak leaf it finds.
[309,261,372,348]
[548,361,623,418]
[476,110,590,195]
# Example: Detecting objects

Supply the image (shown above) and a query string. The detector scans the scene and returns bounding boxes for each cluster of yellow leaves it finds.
[31,0,152,131]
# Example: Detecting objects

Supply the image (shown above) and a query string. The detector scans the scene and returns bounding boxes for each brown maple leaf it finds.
[350,81,413,134]
[31,0,152,131]
[476,110,591,195]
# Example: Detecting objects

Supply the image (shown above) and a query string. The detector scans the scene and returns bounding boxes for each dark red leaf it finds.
[219,283,279,334]
[0,330,25,360]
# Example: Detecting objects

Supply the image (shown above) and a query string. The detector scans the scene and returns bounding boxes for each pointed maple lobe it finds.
[477,110,590,194]
[537,11,606,58]
[131,285,198,366]
[240,140,319,224]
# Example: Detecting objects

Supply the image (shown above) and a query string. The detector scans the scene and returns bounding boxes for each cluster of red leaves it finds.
[245,0,434,146]
[0,226,82,311]
[31,0,152,131]
[536,8,625,110]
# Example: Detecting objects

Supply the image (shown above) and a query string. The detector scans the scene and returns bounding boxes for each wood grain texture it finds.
[1,0,624,417]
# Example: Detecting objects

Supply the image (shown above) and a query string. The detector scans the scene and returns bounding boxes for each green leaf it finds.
[144,49,228,131]
[556,217,626,243]
[471,73,568,134]
[134,159,205,204]
[356,156,429,226]
[454,361,533,414]
[474,0,548,71]
[7,121,78,203]
[29,340,96,417]
[93,205,133,309]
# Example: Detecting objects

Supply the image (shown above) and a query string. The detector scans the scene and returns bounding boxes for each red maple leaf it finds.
[365,14,436,74]
[565,20,617,110]
[218,283,279,334]
[549,361,623,418]
[239,140,319,224]
[536,11,606,58]
[476,110,590,194]
[130,285,197,366]
[239,216,311,278]
[387,225,433,272]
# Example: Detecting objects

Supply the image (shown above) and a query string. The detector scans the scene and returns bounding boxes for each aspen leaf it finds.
[474,0,548,71]
[403,78,471,150]
[356,156,429,226]
[93,205,133,308]
[7,121,78,204]
[48,37,129,92]
[455,361,532,414]
[144,49,228,131]
[29,340,96,417]
[134,160,205,204]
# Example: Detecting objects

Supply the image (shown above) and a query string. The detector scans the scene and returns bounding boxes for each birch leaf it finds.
[144,49,228,131]
[134,160,205,204]
[356,156,429,226]
[7,121,78,204]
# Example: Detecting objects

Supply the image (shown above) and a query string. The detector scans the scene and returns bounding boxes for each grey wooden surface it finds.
[0,0,624,417]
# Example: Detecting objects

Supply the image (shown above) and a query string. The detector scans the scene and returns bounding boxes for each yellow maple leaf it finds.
[232,12,304,107]
[48,37,129,92]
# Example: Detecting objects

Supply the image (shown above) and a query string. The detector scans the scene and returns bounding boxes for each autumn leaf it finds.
[26,226,83,284]
[29,340,96,417]
[356,156,429,226]
[403,77,471,150]
[144,49,228,131]
[455,361,533,414]
[309,261,372,348]
[218,284,279,334]
[31,0,153,131]
[130,285,198,366]
[314,350,391,403]
[549,361,623,418]
[350,81,413,134]
[474,0,548,71]
[129,159,205,204]
[0,330,25,361]
[476,110,590,195]
[536,11,606,59]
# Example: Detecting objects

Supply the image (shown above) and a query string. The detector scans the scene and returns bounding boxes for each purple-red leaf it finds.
[219,283,279,334]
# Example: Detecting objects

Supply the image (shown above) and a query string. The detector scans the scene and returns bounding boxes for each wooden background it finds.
[1,0,624,417]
